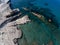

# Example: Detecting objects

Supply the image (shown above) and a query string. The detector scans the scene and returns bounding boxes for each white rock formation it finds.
[0,0,12,24]
[0,15,31,45]
[0,0,31,45]
[16,15,31,24]
[0,0,21,45]
[0,0,9,3]
[0,21,22,45]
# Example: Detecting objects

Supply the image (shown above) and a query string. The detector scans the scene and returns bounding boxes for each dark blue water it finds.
[10,0,60,45]
[11,0,60,23]
[32,0,60,23]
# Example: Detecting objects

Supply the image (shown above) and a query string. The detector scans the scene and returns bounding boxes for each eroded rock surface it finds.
[0,14,30,45]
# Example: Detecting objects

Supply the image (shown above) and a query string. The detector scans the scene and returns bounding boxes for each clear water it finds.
[10,0,60,45]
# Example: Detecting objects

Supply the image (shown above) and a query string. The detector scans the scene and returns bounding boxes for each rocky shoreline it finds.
[0,0,31,45]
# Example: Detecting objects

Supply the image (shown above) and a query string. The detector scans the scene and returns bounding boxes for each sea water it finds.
[10,0,60,22]
[10,0,60,45]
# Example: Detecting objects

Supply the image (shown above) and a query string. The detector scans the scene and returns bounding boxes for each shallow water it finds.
[10,0,60,45]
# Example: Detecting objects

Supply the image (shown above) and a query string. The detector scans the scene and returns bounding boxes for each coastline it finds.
[0,0,31,45]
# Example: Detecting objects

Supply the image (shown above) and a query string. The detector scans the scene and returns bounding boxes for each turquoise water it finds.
[10,0,60,45]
